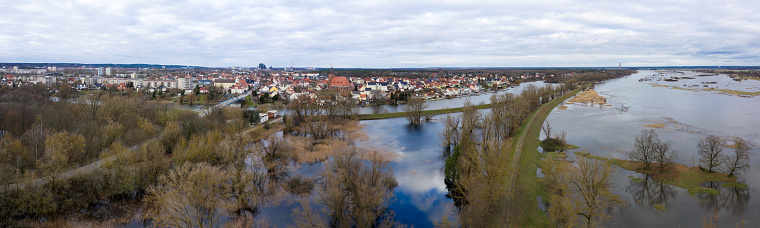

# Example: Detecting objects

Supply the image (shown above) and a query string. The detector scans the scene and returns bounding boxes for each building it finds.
[177,77,193,90]
[329,76,352,92]
[105,67,112,76]
[214,79,236,89]
[97,67,104,76]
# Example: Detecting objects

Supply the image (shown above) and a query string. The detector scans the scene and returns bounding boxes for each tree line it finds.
[439,83,575,226]
[626,129,752,176]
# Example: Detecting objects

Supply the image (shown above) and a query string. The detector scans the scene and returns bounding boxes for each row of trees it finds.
[440,83,575,226]
[626,129,752,176]
[286,91,357,141]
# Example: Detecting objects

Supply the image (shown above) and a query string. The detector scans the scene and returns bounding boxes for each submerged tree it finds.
[546,156,627,228]
[291,147,398,228]
[403,96,427,125]
[145,162,231,228]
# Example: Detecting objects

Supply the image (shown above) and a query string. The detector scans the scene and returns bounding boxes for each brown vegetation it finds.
[403,96,428,125]
[567,89,607,105]
[544,156,626,228]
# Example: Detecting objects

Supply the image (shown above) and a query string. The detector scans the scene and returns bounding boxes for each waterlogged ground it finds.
[544,70,760,227]
[255,81,547,227]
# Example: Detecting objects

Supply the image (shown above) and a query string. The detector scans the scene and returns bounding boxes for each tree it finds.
[547,157,627,228]
[22,116,47,161]
[723,137,752,176]
[242,109,260,124]
[652,138,676,172]
[292,147,398,227]
[40,131,86,188]
[698,135,726,172]
[627,129,658,170]
[145,162,231,228]
[403,96,427,125]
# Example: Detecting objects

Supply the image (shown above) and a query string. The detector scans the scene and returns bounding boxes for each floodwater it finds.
[256,81,548,227]
[273,81,546,115]
[544,70,760,227]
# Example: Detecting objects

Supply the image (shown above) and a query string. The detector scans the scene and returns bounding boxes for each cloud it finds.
[0,0,758,67]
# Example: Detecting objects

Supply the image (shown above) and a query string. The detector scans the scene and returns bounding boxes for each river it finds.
[544,70,760,227]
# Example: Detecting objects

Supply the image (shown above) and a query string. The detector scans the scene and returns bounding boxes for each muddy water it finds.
[544,70,760,227]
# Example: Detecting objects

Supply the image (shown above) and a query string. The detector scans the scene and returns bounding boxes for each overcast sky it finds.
[1,0,758,68]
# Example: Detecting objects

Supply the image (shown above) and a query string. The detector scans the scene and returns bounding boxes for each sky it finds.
[1,0,759,68]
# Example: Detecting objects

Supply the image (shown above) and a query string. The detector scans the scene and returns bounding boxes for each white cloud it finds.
[0,0,758,67]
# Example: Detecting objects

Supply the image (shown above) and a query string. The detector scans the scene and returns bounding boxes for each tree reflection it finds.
[696,181,751,216]
[625,174,677,209]
[722,185,750,215]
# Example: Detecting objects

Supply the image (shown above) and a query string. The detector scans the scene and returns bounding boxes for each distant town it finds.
[0,63,585,106]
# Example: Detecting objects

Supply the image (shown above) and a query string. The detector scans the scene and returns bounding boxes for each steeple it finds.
[328,66,335,84]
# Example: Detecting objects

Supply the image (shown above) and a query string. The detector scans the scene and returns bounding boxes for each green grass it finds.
[628,176,645,182]
[723,182,749,188]
[356,103,492,120]
[539,141,580,150]
[541,152,569,160]
[509,88,582,227]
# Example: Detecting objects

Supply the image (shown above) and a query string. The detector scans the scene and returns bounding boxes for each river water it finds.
[544,70,760,227]
[255,81,548,227]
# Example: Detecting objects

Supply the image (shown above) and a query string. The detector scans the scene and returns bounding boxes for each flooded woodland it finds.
[2,70,759,227]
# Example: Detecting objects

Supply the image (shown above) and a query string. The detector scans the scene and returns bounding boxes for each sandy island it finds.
[567,89,608,105]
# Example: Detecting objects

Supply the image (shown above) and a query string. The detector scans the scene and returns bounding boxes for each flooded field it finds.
[544,70,760,227]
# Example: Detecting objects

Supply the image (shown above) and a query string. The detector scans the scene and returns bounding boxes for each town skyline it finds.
[2,0,759,68]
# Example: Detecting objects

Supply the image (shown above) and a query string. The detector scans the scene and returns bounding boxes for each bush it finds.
[285,175,314,195]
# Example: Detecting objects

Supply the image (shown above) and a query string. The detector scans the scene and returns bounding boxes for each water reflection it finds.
[546,70,760,227]
[625,174,677,210]
[696,182,751,216]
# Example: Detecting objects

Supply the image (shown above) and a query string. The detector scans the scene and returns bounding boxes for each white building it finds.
[177,77,193,90]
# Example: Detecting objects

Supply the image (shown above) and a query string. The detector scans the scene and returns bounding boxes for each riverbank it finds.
[507,87,583,227]
[356,103,491,120]
[575,152,745,195]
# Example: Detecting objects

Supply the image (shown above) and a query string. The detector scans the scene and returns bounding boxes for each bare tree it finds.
[145,162,231,228]
[653,138,677,172]
[723,137,752,176]
[627,129,658,170]
[22,116,47,161]
[293,147,398,227]
[548,157,627,228]
[439,114,461,149]
[698,135,726,172]
[403,96,427,125]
